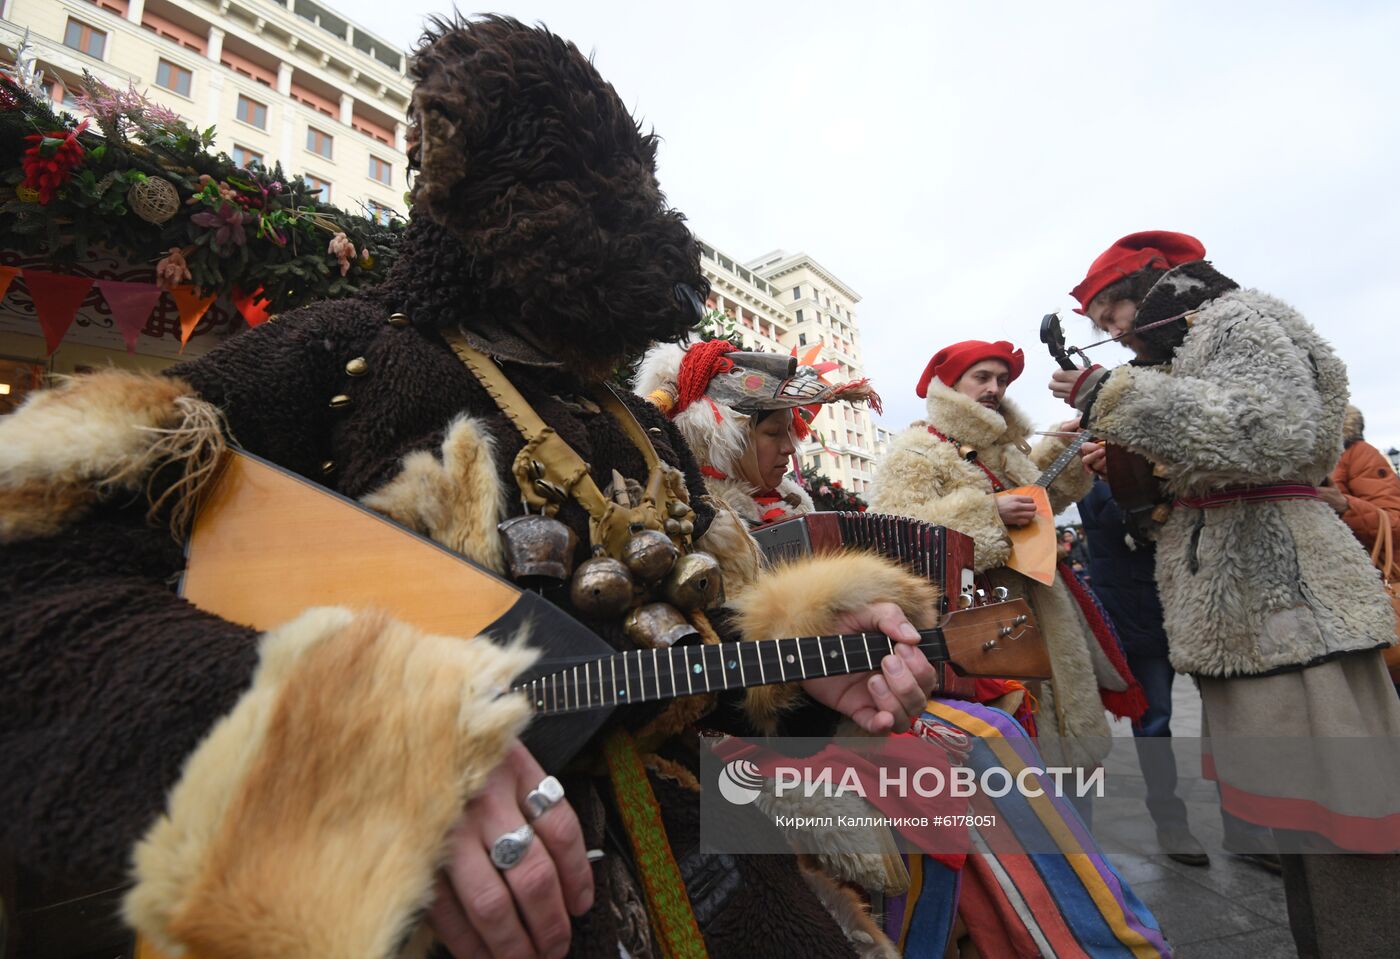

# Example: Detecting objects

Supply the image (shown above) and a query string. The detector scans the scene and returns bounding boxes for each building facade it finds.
[698,237,880,496]
[0,7,890,497]
[2,0,410,219]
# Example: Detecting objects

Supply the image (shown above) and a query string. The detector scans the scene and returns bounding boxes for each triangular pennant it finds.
[96,280,163,354]
[168,285,217,351]
[0,265,20,304]
[231,285,272,327]
[24,269,95,355]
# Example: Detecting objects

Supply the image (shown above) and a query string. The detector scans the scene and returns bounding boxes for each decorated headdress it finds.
[635,339,881,480]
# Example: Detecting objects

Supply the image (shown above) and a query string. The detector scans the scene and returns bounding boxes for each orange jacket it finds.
[1331,439,1400,554]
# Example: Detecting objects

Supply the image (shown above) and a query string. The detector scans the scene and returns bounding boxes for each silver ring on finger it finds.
[524,775,565,821]
[490,824,535,871]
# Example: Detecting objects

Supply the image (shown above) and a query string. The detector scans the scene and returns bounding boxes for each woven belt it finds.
[1175,483,1320,509]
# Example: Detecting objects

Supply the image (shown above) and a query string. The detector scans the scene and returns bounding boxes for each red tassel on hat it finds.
[672,339,737,417]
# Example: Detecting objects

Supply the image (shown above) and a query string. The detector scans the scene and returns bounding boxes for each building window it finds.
[368,155,392,185]
[50,81,81,108]
[795,309,804,323]
[798,332,807,346]
[792,286,801,301]
[64,19,107,59]
[155,59,192,97]
[366,200,394,225]
[306,127,333,159]
[236,95,267,129]
[305,175,331,201]
[811,455,822,471]
[230,145,263,168]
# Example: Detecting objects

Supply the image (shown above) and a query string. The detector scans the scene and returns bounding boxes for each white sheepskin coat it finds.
[869,380,1113,753]
[1088,286,1397,677]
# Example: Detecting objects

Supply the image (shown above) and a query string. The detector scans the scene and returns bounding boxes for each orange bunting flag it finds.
[168,285,217,351]
[25,270,95,355]
[96,280,164,354]
[231,286,272,327]
[0,265,19,304]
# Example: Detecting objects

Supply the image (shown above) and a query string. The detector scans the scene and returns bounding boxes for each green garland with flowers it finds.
[0,70,401,311]
[801,470,868,512]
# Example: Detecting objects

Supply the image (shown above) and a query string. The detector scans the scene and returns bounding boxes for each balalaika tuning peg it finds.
[992,586,1009,602]
[974,588,988,605]
[958,590,974,609]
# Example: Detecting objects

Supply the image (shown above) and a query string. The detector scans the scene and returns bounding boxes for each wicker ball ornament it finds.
[128,176,180,224]
[15,185,40,204]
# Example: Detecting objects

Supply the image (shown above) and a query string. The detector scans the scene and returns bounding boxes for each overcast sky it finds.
[338,0,1400,452]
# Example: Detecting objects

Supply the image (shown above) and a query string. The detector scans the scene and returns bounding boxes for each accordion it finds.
[751,511,976,613]
[751,512,984,695]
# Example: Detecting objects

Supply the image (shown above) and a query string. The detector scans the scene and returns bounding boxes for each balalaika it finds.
[182,453,1048,772]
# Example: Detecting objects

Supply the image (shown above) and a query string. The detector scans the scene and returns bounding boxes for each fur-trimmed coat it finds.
[710,474,816,527]
[0,303,933,959]
[1087,283,1397,677]
[869,381,1114,751]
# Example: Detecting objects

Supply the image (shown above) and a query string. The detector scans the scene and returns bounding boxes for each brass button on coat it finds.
[388,312,410,327]
[345,357,368,376]
[328,394,351,409]
[320,459,336,474]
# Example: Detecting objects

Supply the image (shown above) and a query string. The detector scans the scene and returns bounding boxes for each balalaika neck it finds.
[517,628,949,716]
[1032,430,1091,488]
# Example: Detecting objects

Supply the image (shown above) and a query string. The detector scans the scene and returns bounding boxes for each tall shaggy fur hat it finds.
[396,15,708,374]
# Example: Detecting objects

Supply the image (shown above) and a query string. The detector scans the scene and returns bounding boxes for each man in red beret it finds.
[1051,231,1400,958]
[872,340,1136,773]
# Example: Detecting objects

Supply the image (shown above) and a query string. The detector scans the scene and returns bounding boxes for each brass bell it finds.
[498,514,579,583]
[662,550,724,610]
[570,555,636,619]
[624,602,701,649]
[664,518,682,535]
[668,500,691,518]
[622,528,679,583]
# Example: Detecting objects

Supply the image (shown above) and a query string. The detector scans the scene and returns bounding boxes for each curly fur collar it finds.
[919,378,1033,451]
[707,474,813,526]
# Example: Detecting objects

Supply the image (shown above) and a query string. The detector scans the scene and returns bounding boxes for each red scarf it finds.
[752,490,792,524]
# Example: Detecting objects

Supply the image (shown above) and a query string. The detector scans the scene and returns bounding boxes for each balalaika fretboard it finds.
[1032,430,1092,488]
[518,628,950,716]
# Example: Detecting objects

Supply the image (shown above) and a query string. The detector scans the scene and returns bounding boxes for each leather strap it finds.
[1175,484,1320,510]
[450,337,607,517]
[449,337,691,556]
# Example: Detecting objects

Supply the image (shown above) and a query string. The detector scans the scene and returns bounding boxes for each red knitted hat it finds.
[1069,231,1206,313]
[915,340,1024,398]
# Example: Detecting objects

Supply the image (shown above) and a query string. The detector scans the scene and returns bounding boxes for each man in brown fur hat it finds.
[0,16,940,959]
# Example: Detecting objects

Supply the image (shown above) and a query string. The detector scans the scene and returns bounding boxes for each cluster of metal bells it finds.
[499,514,723,647]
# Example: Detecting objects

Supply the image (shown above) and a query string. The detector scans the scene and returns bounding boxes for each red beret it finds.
[1070,230,1206,313]
[916,340,1024,398]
